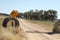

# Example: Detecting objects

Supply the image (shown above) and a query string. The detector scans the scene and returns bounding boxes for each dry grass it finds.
[27,19,54,30]
[0,26,27,40]
[0,16,27,40]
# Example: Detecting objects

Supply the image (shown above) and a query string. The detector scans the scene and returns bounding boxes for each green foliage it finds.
[17,9,57,22]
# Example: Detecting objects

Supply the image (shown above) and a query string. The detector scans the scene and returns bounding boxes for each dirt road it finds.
[19,19,60,40]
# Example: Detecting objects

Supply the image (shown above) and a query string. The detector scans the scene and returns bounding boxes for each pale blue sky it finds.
[0,0,60,19]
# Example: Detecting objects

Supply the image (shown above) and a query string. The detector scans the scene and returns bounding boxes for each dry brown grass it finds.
[27,19,54,31]
[0,16,27,40]
[0,26,27,40]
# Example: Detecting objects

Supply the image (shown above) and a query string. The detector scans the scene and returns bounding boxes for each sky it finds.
[0,0,60,19]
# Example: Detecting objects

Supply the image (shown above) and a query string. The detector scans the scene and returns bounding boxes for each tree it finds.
[23,9,57,22]
[39,10,44,20]
[47,10,57,22]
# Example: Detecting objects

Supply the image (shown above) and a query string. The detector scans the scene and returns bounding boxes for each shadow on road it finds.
[25,31,60,35]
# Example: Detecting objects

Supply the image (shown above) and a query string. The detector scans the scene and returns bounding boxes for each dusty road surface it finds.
[19,19,60,40]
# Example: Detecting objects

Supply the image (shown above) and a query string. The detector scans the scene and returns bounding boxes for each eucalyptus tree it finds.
[47,10,57,22]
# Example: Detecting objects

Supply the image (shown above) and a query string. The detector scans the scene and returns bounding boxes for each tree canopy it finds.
[17,9,57,22]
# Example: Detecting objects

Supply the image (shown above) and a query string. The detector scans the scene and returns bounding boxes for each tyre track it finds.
[19,19,58,40]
